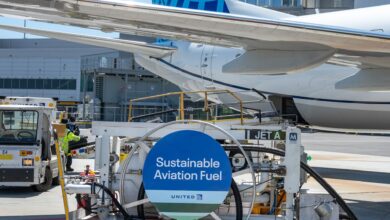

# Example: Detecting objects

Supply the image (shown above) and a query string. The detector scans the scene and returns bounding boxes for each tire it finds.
[33,167,53,192]
[52,174,60,185]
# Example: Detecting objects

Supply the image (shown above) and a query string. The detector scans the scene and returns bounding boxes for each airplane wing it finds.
[0,0,389,73]
[0,24,175,58]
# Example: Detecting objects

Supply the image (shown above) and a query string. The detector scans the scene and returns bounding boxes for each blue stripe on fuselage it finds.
[152,0,230,13]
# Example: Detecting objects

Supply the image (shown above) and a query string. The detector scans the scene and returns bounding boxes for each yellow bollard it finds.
[54,131,70,220]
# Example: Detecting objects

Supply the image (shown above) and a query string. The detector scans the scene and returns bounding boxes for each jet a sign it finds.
[246,130,286,140]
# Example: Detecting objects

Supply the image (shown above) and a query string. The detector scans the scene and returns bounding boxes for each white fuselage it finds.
[133,4,390,130]
[136,41,390,129]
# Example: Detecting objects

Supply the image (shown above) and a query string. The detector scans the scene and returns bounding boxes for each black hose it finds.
[69,141,96,150]
[136,183,146,219]
[136,183,165,219]
[86,182,131,219]
[75,193,93,215]
[230,179,243,220]
[223,146,358,220]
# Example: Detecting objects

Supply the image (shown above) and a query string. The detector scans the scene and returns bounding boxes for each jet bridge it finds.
[63,119,356,220]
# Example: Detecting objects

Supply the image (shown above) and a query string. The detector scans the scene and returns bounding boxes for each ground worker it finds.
[67,116,80,136]
[61,119,80,172]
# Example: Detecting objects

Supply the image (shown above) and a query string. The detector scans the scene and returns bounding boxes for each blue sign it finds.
[289,132,298,141]
[143,130,232,219]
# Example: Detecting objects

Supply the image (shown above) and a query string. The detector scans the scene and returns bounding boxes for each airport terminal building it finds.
[0,38,180,121]
[0,39,111,102]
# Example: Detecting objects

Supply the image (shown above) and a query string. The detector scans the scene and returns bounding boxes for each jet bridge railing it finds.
[128,89,245,124]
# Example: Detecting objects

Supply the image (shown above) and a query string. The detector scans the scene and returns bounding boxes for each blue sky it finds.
[0,17,119,39]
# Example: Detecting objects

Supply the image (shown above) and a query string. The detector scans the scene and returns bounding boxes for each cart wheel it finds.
[33,167,53,192]
[52,174,60,185]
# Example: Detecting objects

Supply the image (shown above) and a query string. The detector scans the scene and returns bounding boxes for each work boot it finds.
[66,167,74,172]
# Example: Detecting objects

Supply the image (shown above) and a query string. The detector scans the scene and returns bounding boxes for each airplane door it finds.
[200,45,214,87]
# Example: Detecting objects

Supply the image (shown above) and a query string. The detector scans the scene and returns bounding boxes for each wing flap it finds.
[335,68,390,91]
[73,1,390,53]
[0,24,175,58]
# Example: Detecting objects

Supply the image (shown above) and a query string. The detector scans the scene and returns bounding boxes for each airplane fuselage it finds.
[0,0,389,129]
[136,41,390,129]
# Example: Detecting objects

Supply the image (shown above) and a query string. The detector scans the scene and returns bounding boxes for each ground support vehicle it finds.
[0,97,60,191]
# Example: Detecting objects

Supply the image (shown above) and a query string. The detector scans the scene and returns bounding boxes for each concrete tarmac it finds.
[0,131,389,220]
[302,132,390,220]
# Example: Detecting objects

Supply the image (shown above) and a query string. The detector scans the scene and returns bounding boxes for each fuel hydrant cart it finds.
[64,120,356,220]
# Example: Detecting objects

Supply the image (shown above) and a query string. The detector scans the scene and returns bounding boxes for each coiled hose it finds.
[223,146,358,220]
[86,182,133,219]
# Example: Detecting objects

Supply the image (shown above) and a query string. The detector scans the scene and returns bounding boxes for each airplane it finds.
[0,0,389,129]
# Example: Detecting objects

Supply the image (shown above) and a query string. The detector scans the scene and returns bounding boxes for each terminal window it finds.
[0,78,77,90]
[248,0,301,7]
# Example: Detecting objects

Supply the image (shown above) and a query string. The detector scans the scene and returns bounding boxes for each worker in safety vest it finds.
[67,116,80,136]
[61,119,80,172]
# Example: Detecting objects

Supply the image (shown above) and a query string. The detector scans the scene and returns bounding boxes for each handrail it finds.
[128,89,245,124]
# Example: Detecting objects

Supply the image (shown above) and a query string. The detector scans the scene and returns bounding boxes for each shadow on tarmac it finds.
[348,199,390,220]
[0,215,64,220]
[312,167,390,184]
[0,186,56,198]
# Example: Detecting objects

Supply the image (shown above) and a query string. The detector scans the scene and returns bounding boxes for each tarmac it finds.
[0,131,389,220]
[302,132,390,220]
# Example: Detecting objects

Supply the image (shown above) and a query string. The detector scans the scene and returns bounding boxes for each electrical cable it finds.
[223,146,358,220]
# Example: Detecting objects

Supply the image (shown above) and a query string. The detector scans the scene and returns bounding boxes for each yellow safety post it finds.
[127,89,245,124]
[128,100,133,122]
[53,125,70,220]
[180,92,185,120]
[204,91,208,112]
